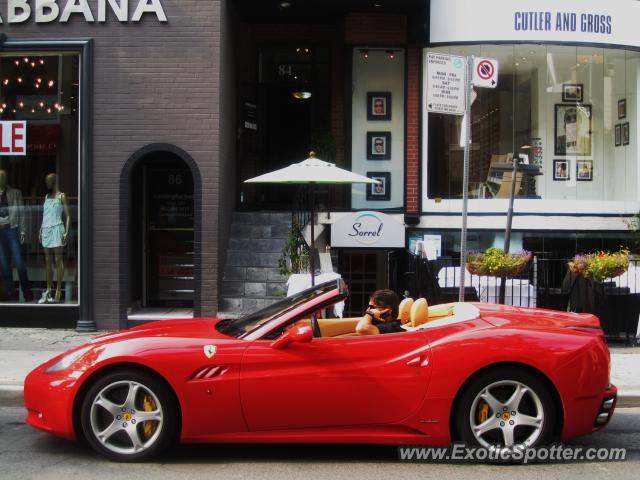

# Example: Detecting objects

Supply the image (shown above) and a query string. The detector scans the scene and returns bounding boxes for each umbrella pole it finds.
[310,183,316,286]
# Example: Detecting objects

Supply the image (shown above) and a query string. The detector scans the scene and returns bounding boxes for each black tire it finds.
[80,369,178,462]
[455,367,556,451]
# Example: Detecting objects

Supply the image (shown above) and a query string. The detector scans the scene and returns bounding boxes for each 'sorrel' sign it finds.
[331,211,405,249]
[0,0,167,23]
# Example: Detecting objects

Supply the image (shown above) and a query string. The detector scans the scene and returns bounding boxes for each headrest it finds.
[410,298,429,328]
[398,297,414,324]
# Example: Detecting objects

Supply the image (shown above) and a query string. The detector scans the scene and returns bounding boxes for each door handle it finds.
[406,356,429,367]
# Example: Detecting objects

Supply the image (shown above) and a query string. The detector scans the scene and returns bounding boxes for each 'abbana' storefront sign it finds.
[430,0,640,49]
[0,0,167,23]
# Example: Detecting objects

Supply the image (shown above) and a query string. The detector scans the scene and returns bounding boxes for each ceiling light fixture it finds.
[292,91,312,100]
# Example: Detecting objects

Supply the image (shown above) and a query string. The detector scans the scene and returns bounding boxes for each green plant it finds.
[568,249,630,283]
[466,248,532,277]
[310,130,336,162]
[278,219,309,277]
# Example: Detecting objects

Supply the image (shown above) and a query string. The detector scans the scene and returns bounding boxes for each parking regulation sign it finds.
[425,52,466,115]
[472,57,499,88]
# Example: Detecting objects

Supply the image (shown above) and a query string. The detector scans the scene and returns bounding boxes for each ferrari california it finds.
[24,279,616,461]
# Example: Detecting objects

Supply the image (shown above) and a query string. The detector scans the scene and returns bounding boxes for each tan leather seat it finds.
[398,297,414,324]
[410,298,429,328]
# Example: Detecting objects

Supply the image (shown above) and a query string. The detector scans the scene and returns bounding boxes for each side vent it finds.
[190,366,229,381]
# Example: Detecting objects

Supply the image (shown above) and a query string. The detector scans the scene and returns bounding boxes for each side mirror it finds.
[271,325,313,350]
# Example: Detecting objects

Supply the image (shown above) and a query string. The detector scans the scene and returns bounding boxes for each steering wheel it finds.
[310,312,322,338]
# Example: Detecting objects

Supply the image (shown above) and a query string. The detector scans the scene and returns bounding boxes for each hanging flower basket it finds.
[466,248,532,277]
[568,250,630,283]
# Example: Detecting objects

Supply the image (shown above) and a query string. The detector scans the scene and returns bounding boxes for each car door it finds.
[239,330,432,431]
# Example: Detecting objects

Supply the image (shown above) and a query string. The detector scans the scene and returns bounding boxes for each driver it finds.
[356,289,402,335]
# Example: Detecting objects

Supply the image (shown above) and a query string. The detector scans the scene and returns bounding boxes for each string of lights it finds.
[0,57,63,115]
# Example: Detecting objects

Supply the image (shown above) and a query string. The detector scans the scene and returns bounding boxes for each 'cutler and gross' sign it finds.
[0,0,167,24]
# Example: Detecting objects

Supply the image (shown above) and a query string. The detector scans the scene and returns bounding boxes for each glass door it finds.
[143,165,194,307]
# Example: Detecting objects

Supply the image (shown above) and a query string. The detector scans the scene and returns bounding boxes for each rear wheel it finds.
[80,370,177,461]
[455,368,556,452]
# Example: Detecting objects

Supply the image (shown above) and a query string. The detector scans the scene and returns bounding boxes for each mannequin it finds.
[0,169,33,302]
[38,173,71,304]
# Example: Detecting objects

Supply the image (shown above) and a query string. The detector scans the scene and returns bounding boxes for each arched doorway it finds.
[121,145,201,325]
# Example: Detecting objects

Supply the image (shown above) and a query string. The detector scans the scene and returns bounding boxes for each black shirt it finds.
[0,190,8,219]
[372,318,404,334]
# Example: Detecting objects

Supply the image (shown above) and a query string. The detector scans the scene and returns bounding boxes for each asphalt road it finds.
[1,407,639,480]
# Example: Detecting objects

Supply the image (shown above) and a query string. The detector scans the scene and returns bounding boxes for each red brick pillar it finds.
[405,46,421,214]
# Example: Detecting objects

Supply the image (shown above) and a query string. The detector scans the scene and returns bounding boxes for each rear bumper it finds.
[561,383,617,440]
[592,384,617,430]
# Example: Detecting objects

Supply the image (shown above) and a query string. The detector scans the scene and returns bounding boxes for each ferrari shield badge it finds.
[203,345,217,359]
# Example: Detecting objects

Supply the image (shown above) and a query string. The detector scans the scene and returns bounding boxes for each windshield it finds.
[216,280,342,338]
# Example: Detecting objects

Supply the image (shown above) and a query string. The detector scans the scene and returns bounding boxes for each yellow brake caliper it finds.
[142,394,158,440]
[477,400,489,424]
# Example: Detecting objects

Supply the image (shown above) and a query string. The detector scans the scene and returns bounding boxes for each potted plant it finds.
[565,250,635,341]
[568,249,630,283]
[466,247,532,278]
[278,219,310,277]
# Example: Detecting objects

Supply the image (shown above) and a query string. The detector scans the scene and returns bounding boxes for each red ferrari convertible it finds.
[25,280,616,461]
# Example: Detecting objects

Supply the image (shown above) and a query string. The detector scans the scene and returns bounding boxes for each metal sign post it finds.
[458,56,474,302]
[425,53,498,302]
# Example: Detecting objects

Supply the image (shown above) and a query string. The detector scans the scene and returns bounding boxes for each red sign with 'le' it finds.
[0,121,27,156]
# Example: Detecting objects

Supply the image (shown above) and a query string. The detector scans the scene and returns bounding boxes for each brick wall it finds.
[406,46,421,213]
[344,13,407,45]
[0,1,223,329]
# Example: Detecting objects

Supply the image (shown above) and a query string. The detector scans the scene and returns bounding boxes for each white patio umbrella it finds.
[245,152,379,286]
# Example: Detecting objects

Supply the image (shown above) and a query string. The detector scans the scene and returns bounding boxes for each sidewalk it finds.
[1,328,638,407]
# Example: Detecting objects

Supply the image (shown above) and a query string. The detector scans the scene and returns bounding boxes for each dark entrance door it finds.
[142,160,195,308]
[239,45,331,210]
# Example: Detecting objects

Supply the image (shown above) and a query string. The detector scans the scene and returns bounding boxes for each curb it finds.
[1,385,640,409]
[0,386,24,408]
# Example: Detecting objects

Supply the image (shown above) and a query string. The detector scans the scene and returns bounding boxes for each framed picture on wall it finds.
[623,122,630,145]
[615,124,622,147]
[576,160,593,181]
[619,99,627,119]
[367,92,392,121]
[554,104,592,156]
[366,131,392,160]
[366,172,391,201]
[553,159,570,181]
[562,84,583,103]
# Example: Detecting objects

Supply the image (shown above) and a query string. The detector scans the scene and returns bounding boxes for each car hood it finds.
[475,303,601,330]
[89,318,231,345]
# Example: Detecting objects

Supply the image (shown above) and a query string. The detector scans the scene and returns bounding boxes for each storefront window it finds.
[425,44,639,205]
[0,54,80,305]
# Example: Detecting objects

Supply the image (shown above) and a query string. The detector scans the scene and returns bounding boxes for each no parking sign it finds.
[472,57,499,88]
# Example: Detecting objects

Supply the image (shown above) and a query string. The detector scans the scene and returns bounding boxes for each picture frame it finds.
[623,122,630,146]
[618,99,627,119]
[367,92,392,121]
[553,159,570,181]
[562,84,583,103]
[366,131,392,160]
[366,172,391,201]
[576,160,593,181]
[615,124,622,147]
[554,104,592,156]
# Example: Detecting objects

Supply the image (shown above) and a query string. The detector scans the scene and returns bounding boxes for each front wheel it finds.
[455,368,556,451]
[80,370,178,461]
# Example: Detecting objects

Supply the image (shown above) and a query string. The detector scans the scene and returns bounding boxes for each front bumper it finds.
[24,364,80,441]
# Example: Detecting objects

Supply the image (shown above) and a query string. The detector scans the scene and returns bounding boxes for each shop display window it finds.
[425,45,639,205]
[0,54,80,305]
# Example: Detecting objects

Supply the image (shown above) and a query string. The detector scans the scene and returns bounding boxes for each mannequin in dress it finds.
[39,173,71,304]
